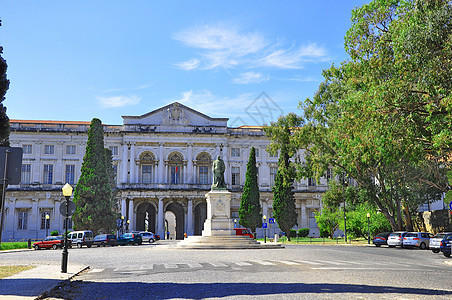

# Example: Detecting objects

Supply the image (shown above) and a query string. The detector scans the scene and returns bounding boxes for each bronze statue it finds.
[212,155,226,190]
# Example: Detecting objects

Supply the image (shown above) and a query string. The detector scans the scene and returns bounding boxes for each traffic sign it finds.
[449,201,452,211]
[269,218,275,224]
[262,223,267,228]
[59,201,76,217]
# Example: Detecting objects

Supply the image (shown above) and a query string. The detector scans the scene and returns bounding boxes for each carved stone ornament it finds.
[162,103,190,125]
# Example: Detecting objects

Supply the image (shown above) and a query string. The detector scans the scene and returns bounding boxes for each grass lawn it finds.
[0,265,35,279]
[259,236,368,245]
[0,242,29,251]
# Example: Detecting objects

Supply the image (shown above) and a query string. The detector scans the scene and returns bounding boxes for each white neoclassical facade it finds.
[2,102,326,241]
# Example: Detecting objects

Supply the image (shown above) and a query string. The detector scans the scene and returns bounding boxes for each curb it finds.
[37,265,90,300]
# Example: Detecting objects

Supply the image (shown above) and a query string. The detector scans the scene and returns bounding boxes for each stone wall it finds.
[422,209,452,234]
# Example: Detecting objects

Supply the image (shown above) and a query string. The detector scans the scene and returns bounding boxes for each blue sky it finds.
[1,0,369,126]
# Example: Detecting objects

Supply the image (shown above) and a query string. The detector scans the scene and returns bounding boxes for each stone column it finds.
[301,203,307,228]
[54,142,64,184]
[31,198,39,239]
[128,199,134,231]
[6,198,15,240]
[121,143,128,183]
[187,143,194,183]
[187,198,193,236]
[33,142,42,183]
[158,142,165,183]
[157,197,165,238]
[129,143,136,183]
[121,198,127,219]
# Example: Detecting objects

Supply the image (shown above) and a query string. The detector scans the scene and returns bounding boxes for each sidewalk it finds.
[0,263,88,299]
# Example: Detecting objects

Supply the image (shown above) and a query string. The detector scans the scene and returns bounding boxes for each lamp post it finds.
[234,219,237,228]
[263,215,267,243]
[45,214,50,237]
[126,220,130,233]
[367,213,371,244]
[121,215,124,235]
[61,183,73,273]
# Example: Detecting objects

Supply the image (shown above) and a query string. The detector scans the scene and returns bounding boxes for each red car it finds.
[234,228,254,238]
[33,236,68,250]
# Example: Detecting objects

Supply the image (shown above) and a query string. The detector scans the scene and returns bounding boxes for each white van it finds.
[68,231,94,248]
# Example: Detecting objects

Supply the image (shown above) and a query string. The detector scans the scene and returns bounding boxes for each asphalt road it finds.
[2,242,452,299]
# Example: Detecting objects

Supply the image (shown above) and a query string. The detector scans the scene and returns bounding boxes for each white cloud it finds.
[232,72,270,84]
[173,24,329,71]
[98,95,141,108]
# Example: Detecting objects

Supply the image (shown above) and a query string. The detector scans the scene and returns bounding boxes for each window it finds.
[112,165,118,180]
[231,148,240,157]
[231,167,240,185]
[142,165,152,183]
[43,164,53,184]
[21,164,31,184]
[326,169,333,182]
[65,165,75,185]
[67,218,73,229]
[199,166,208,184]
[171,165,180,184]
[255,148,259,157]
[66,145,76,154]
[270,167,277,186]
[309,211,317,228]
[308,178,316,186]
[18,212,28,230]
[23,144,32,154]
[109,146,118,156]
[44,145,54,154]
[41,212,51,230]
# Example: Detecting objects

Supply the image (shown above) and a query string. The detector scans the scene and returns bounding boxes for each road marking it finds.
[292,260,324,265]
[187,262,203,268]
[279,260,300,265]
[140,265,154,270]
[326,261,347,265]
[164,264,178,269]
[114,266,136,272]
[210,262,228,267]
[251,260,275,266]
[89,269,104,273]
[235,262,252,266]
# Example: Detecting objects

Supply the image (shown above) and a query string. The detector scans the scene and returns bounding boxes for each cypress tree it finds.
[238,147,262,234]
[272,141,298,241]
[72,118,117,234]
[0,20,10,147]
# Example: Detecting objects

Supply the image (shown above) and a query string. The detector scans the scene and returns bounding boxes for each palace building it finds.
[2,102,326,242]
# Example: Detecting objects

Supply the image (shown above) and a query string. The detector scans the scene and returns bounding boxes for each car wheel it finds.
[87,244,92,248]
[388,245,395,248]
[52,244,58,250]
[444,251,451,258]
[432,249,440,253]
[419,243,426,250]
[375,244,381,247]
[149,238,155,243]
[34,245,40,250]
[77,243,82,248]
[101,242,106,247]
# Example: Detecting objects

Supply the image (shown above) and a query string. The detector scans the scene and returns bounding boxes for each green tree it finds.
[0,19,10,147]
[315,208,340,238]
[238,147,262,234]
[72,118,118,234]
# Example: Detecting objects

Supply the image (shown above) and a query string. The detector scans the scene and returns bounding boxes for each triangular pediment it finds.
[122,102,228,128]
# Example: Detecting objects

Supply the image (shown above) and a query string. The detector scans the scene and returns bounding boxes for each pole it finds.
[61,197,69,273]
[367,216,370,244]
[264,227,267,243]
[344,200,347,243]
[0,150,11,248]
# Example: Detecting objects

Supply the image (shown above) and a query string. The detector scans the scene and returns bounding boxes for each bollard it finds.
[274,233,279,243]
[28,239,31,249]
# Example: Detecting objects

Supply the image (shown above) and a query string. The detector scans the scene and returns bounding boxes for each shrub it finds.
[289,229,297,238]
[51,230,59,236]
[320,229,330,238]
[297,228,310,237]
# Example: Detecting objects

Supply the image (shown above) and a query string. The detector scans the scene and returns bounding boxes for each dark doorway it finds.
[194,201,207,235]
[166,202,185,240]
[136,202,156,233]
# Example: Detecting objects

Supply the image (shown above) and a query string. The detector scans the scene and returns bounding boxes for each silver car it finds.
[429,232,452,253]
[387,231,408,248]
[403,232,433,249]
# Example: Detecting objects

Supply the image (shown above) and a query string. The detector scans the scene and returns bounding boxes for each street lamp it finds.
[45,214,50,237]
[234,219,237,228]
[263,215,267,243]
[121,215,124,235]
[367,213,371,244]
[61,183,73,273]
[126,220,130,232]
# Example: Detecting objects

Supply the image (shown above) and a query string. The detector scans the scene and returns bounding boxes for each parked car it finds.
[402,232,433,249]
[234,228,254,238]
[33,236,67,250]
[139,232,156,243]
[429,232,452,253]
[372,232,390,247]
[117,233,143,245]
[440,236,452,257]
[93,234,117,247]
[68,230,94,248]
[387,231,408,248]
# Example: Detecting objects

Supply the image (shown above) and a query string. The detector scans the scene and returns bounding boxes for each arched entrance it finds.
[194,202,207,235]
[136,202,156,233]
[165,202,185,239]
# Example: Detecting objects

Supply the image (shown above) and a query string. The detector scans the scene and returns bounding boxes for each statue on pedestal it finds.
[212,155,226,190]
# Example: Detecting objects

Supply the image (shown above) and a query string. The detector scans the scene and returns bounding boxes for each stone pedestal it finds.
[202,189,234,237]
